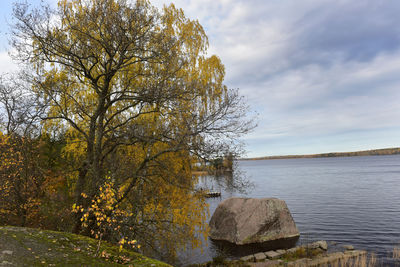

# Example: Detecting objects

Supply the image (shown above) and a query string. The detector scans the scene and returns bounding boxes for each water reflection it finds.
[196,162,254,196]
[210,236,299,258]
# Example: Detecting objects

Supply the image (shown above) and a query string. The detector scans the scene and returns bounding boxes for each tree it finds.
[12,0,254,258]
[0,131,41,226]
[0,75,70,229]
[0,75,49,227]
[0,74,43,136]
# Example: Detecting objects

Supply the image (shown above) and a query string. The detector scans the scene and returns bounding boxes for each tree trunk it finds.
[72,161,88,234]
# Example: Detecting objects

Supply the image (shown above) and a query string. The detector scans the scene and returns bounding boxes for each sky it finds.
[1,0,400,157]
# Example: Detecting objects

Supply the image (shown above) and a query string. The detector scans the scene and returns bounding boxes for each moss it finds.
[281,247,324,262]
[0,226,171,267]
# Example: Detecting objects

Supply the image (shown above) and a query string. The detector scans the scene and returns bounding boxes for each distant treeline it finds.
[242,147,400,160]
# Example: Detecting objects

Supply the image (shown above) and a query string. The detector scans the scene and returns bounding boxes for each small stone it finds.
[2,250,13,255]
[254,252,266,261]
[315,240,328,250]
[1,261,13,265]
[343,245,354,250]
[240,254,255,262]
[326,252,344,263]
[265,250,281,259]
[286,247,298,254]
[276,249,286,254]
[306,242,319,249]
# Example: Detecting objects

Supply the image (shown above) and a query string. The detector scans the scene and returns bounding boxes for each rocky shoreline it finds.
[194,240,371,267]
[238,240,368,266]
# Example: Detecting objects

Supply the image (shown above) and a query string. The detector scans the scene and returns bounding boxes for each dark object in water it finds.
[206,191,221,198]
[197,188,221,198]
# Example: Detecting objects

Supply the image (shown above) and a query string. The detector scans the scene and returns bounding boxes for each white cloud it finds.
[248,51,400,140]
[151,0,400,156]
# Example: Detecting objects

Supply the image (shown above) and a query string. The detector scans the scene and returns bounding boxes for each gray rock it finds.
[265,250,281,259]
[306,242,319,249]
[315,240,328,250]
[1,251,12,255]
[209,198,300,245]
[286,247,298,254]
[343,245,354,250]
[254,252,266,261]
[325,252,344,263]
[240,255,255,262]
[275,249,286,258]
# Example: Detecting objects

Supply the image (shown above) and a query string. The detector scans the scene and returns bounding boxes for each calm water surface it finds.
[178,155,400,266]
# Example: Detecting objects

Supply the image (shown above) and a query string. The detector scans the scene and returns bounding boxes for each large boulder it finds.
[209,197,299,245]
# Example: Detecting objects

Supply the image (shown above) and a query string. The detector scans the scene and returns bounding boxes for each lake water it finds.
[179,155,400,266]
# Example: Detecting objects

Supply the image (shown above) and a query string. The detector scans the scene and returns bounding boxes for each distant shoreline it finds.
[241,147,400,160]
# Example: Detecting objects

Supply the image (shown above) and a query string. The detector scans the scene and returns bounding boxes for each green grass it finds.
[280,247,324,262]
[0,226,171,267]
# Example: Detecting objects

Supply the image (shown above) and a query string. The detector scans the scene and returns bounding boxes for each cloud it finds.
[248,51,400,139]
[295,1,400,64]
[150,0,400,156]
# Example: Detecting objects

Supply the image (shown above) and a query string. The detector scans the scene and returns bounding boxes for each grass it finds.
[281,246,324,262]
[333,253,377,267]
[0,226,171,266]
[188,246,400,267]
